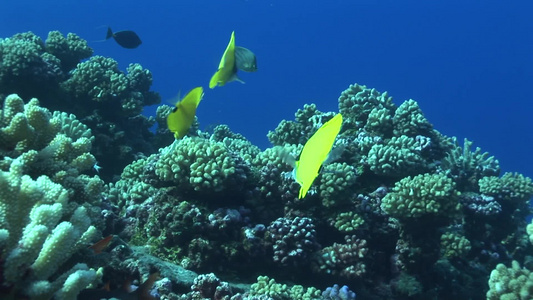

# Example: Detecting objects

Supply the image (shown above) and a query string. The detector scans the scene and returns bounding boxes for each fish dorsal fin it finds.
[219,31,236,69]
[106,27,113,39]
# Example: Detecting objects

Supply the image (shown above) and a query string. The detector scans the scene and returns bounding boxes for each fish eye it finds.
[172,107,178,112]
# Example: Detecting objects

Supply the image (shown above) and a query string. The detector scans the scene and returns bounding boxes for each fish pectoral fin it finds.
[231,73,245,84]
[209,70,222,88]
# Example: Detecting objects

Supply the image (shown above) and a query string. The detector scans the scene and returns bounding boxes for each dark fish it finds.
[78,271,159,300]
[106,27,142,49]
[235,46,257,72]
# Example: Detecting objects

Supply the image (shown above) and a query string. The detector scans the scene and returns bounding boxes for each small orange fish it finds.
[89,235,113,254]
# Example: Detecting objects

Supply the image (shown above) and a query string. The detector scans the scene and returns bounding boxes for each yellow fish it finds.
[294,114,343,199]
[209,31,242,88]
[166,87,204,139]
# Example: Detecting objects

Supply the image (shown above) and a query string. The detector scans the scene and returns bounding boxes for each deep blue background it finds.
[1,0,532,177]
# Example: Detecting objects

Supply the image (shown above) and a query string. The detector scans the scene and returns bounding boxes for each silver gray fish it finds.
[235,46,257,72]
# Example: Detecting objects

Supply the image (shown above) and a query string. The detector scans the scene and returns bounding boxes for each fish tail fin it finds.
[106,27,113,40]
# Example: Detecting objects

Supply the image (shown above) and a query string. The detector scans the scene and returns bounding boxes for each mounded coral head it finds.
[338,83,395,130]
[0,32,65,99]
[155,136,249,193]
[45,31,93,71]
[479,172,533,203]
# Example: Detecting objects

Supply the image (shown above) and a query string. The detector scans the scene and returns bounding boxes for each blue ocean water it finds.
[1,0,531,178]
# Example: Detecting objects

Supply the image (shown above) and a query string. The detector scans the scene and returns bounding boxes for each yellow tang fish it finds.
[209,31,243,88]
[294,113,343,199]
[166,86,204,139]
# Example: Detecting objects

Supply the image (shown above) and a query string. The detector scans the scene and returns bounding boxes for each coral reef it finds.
[2,28,533,299]
[103,82,533,299]
[1,31,161,181]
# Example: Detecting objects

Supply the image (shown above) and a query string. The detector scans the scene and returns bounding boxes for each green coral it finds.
[0,32,47,78]
[44,31,93,71]
[367,135,427,176]
[61,55,128,103]
[210,124,261,162]
[155,137,246,193]
[487,261,533,300]
[319,162,358,207]
[527,220,533,245]
[364,106,393,136]
[392,99,433,137]
[338,83,395,130]
[267,104,335,146]
[250,276,291,299]
[331,211,365,233]
[381,173,460,218]
[479,172,533,203]
[0,32,64,99]
[107,155,158,208]
[441,138,500,188]
[249,276,321,300]
[440,232,471,258]
[61,57,159,116]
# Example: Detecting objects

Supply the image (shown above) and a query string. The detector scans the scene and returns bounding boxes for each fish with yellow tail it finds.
[209,31,257,88]
[294,113,343,199]
[166,87,204,139]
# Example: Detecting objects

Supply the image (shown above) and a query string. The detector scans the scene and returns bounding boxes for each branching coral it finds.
[381,173,460,219]
[1,95,102,205]
[0,93,105,298]
[0,155,98,299]
[441,138,500,189]
[366,135,428,177]
[312,235,368,279]
[318,162,358,207]
[249,276,321,300]
[267,217,320,266]
[440,232,471,258]
[392,99,433,137]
